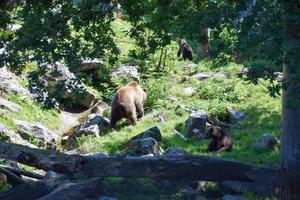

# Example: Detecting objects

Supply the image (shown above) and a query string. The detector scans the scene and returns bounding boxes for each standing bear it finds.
[110,81,146,128]
[177,39,193,61]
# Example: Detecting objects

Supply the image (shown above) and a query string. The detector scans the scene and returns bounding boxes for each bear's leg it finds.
[110,110,122,129]
[128,111,137,126]
[135,102,144,119]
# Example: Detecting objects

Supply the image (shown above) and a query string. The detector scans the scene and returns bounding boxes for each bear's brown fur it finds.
[110,81,146,128]
[206,125,233,152]
[177,39,193,61]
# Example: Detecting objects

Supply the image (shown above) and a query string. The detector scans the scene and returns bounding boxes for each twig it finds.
[173,129,188,141]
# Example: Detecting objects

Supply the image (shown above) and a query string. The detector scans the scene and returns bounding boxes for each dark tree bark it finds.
[197,28,211,58]
[0,141,285,185]
[280,1,300,199]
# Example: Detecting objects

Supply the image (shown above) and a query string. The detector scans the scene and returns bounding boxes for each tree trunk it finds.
[280,1,300,199]
[197,28,211,58]
[0,141,283,185]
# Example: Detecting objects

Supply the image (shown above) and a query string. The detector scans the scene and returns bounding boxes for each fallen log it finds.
[3,166,45,179]
[0,141,287,186]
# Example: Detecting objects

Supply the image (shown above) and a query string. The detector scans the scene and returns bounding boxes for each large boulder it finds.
[14,120,58,149]
[192,72,227,80]
[30,62,98,109]
[0,97,22,112]
[185,110,208,139]
[0,124,37,148]
[227,108,244,123]
[182,87,196,96]
[76,58,104,80]
[120,126,164,156]
[121,137,164,156]
[79,58,104,72]
[253,134,280,150]
[0,66,29,98]
[129,126,162,142]
[62,114,110,150]
[110,64,139,82]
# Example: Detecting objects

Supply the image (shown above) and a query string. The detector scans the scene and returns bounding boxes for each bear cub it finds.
[110,81,146,128]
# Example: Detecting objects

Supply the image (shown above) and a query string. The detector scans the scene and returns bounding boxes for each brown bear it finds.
[177,39,193,61]
[206,125,233,152]
[110,81,146,128]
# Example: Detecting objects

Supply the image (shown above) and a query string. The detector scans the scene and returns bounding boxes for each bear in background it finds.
[177,39,193,61]
[110,81,146,128]
[206,125,233,152]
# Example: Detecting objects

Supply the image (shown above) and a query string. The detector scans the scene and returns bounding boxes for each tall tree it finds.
[280,1,300,199]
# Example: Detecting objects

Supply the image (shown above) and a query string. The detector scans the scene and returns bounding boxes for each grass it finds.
[77,61,281,166]
[0,94,60,131]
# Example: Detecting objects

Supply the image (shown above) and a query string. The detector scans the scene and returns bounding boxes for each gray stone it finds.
[110,64,139,82]
[33,62,98,109]
[165,147,188,155]
[227,108,244,123]
[80,58,104,72]
[192,72,227,80]
[0,66,29,98]
[236,67,249,77]
[0,97,22,112]
[62,115,110,150]
[274,72,283,81]
[185,110,208,139]
[222,195,248,200]
[0,124,37,148]
[184,63,198,69]
[130,126,162,142]
[253,134,280,150]
[182,87,196,96]
[121,137,164,156]
[14,120,58,149]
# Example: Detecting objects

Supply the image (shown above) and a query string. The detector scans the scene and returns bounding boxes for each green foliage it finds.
[0,183,12,193]
[1,1,119,71]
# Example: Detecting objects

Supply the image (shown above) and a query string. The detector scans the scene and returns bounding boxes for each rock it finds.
[14,120,58,149]
[185,110,208,139]
[192,72,227,80]
[98,196,118,200]
[227,108,244,123]
[88,101,110,116]
[222,195,248,200]
[253,134,280,150]
[80,58,104,72]
[130,126,162,142]
[165,147,188,155]
[0,97,22,112]
[31,62,98,109]
[110,64,139,82]
[220,181,275,197]
[0,66,29,98]
[182,87,196,96]
[274,72,283,81]
[112,126,165,155]
[63,115,110,150]
[0,173,7,185]
[0,124,38,148]
[236,67,249,77]
[121,137,164,156]
[184,63,197,69]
